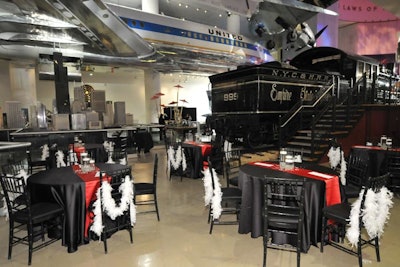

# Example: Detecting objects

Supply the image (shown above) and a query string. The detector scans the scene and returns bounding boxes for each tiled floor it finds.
[0,146,399,267]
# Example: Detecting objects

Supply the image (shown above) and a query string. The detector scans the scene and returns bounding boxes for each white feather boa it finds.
[90,175,136,237]
[103,141,115,164]
[41,144,49,160]
[167,146,187,173]
[224,140,233,160]
[56,150,67,168]
[0,197,7,217]
[346,187,393,247]
[202,168,222,220]
[327,146,347,185]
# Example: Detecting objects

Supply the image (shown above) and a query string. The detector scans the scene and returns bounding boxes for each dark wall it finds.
[319,105,400,164]
[335,105,400,157]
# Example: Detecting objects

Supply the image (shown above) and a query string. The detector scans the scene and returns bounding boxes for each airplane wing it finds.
[0,0,155,58]
[251,0,337,35]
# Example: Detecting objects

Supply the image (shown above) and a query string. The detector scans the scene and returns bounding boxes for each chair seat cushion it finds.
[135,183,155,195]
[322,202,351,224]
[14,202,63,224]
[344,184,361,198]
[221,187,242,199]
[229,176,239,186]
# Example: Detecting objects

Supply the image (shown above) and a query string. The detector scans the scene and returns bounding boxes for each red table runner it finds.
[352,145,400,152]
[72,165,109,239]
[184,141,212,157]
[250,162,341,206]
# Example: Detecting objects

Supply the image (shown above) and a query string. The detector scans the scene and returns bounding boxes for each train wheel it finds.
[246,131,263,149]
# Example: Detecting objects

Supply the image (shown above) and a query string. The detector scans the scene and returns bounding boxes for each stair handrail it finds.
[278,80,336,149]
[280,83,335,128]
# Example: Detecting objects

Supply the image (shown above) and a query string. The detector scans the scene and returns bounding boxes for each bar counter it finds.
[9,124,162,152]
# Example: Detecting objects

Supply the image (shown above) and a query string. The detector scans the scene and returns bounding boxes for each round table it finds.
[28,163,131,253]
[238,162,340,252]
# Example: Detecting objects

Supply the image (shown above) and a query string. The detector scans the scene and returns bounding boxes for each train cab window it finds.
[356,62,364,80]
[193,33,197,39]
[140,21,145,28]
[366,64,372,79]
[210,36,214,42]
[373,65,378,76]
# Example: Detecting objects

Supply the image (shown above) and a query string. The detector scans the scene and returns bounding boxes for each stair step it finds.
[292,136,329,141]
[285,147,325,155]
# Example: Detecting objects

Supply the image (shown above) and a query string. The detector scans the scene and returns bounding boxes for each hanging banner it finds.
[339,0,399,22]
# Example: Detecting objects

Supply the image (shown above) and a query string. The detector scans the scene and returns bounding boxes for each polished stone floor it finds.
[0,146,399,267]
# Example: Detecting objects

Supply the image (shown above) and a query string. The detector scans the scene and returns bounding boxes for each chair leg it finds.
[28,224,33,265]
[154,195,160,221]
[207,207,211,224]
[357,239,363,267]
[103,232,108,254]
[297,245,301,267]
[209,219,214,234]
[320,217,326,252]
[374,236,381,262]
[8,220,14,260]
[263,233,267,267]
[128,224,133,244]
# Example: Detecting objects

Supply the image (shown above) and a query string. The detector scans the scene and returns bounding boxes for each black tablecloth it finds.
[238,163,338,252]
[182,143,204,178]
[27,163,131,253]
[134,131,154,153]
[168,143,204,179]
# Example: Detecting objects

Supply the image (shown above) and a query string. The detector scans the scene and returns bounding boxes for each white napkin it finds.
[254,162,274,167]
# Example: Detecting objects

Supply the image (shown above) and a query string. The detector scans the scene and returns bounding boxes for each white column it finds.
[144,69,161,123]
[142,0,159,14]
[227,13,240,34]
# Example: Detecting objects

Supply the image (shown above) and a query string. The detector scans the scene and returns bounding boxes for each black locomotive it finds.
[208,47,396,148]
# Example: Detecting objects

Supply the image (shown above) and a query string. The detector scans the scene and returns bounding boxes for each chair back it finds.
[263,177,305,229]
[153,154,159,185]
[0,174,30,217]
[384,151,400,190]
[364,173,389,193]
[207,159,216,190]
[106,166,132,189]
[224,149,241,187]
[346,153,367,187]
[109,148,128,164]
[2,160,28,176]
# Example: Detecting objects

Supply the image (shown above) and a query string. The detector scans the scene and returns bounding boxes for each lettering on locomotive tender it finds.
[271,69,330,82]
[223,92,238,101]
[270,84,292,103]
[300,87,315,101]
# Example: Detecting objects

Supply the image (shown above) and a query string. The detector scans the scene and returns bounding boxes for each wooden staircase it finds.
[284,105,365,162]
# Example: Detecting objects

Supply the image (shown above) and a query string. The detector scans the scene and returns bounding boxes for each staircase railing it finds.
[278,82,336,148]
[278,73,371,161]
